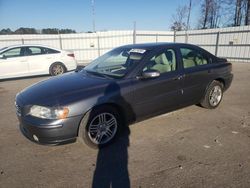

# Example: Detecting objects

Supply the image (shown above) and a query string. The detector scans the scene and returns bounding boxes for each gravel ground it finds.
[0,63,250,188]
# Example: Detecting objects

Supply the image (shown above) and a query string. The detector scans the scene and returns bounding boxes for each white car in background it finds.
[0,44,77,79]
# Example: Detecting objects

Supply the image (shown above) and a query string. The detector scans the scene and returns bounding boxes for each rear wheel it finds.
[50,62,66,76]
[78,106,121,149]
[200,80,223,109]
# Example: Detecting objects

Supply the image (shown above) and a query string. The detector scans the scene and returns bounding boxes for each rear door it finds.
[131,47,183,119]
[0,47,29,79]
[178,46,214,105]
[24,46,52,74]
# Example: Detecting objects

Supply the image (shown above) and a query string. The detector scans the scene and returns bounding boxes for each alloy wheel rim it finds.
[88,112,118,145]
[209,85,222,106]
[52,65,64,75]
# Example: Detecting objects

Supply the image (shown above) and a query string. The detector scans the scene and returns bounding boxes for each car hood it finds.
[18,72,111,106]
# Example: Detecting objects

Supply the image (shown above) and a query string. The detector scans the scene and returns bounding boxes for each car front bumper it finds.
[18,114,82,145]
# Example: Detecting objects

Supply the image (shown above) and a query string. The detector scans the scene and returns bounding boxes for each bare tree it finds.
[201,0,211,28]
[180,0,249,28]
[218,0,249,26]
[233,0,250,26]
[211,0,222,27]
[170,6,188,31]
[199,0,222,29]
[244,0,250,25]
[218,0,235,26]
[234,0,243,25]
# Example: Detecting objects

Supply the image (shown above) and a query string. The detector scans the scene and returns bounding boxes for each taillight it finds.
[67,53,75,58]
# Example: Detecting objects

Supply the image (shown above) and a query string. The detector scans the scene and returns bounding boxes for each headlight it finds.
[29,105,69,119]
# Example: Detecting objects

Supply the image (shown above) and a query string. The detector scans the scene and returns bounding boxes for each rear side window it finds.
[180,48,208,69]
[1,48,22,58]
[25,47,44,56]
[45,48,60,54]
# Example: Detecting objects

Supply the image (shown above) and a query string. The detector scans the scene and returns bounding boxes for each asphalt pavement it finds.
[0,63,250,188]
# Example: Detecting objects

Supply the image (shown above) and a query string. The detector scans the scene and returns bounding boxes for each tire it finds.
[78,106,122,149]
[49,62,66,76]
[200,80,224,109]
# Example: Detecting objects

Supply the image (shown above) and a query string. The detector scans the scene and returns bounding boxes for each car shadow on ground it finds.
[91,82,134,188]
[92,127,131,188]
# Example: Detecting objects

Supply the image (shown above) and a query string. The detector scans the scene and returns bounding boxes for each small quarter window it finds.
[45,48,60,54]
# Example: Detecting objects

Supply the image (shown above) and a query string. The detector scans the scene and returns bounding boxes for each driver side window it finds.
[143,49,176,74]
[1,48,22,58]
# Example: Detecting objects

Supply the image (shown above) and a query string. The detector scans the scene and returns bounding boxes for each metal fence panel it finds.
[0,26,249,64]
[176,26,250,62]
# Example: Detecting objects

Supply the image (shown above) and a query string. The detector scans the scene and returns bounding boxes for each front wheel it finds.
[200,80,224,109]
[78,106,121,149]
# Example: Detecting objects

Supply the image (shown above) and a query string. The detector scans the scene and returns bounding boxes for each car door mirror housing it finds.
[140,70,160,79]
[0,54,5,59]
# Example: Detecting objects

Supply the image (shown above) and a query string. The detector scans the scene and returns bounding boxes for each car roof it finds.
[1,44,60,51]
[119,42,196,50]
[118,42,215,57]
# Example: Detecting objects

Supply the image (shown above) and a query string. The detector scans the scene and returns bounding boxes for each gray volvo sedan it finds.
[15,43,233,148]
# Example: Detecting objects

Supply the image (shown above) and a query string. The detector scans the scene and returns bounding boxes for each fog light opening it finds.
[33,135,39,142]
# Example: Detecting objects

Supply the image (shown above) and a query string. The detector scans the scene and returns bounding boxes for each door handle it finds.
[173,75,185,80]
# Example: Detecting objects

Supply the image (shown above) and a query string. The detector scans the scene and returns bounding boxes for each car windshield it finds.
[0,47,8,52]
[83,47,147,78]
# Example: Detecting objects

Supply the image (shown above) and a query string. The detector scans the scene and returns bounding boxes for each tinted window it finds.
[1,48,22,58]
[180,47,208,69]
[25,47,44,56]
[45,48,60,54]
[143,48,177,74]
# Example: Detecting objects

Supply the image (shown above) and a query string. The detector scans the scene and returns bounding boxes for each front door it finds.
[132,48,183,119]
[0,47,29,79]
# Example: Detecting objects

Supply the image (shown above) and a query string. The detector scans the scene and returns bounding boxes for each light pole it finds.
[91,0,96,32]
[133,21,136,44]
[186,0,192,30]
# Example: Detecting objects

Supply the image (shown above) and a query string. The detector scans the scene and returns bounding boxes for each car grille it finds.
[15,102,21,116]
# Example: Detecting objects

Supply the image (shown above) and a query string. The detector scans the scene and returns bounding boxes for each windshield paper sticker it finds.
[129,49,146,54]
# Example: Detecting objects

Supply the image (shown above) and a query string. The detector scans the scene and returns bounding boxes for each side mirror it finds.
[139,70,160,79]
